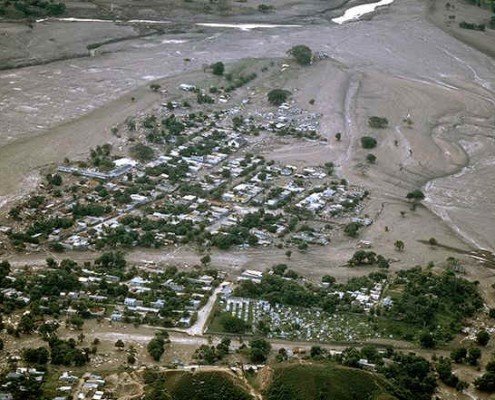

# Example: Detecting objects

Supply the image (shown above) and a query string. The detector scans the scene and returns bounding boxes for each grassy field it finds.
[164,370,254,400]
[263,362,398,400]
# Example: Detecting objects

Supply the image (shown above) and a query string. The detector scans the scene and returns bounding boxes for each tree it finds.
[200,254,211,266]
[475,372,495,392]
[394,240,405,251]
[147,334,166,362]
[368,116,389,129]
[211,61,225,76]
[428,237,438,246]
[322,275,336,285]
[115,339,125,350]
[366,153,377,164]
[451,347,467,363]
[406,190,425,201]
[310,345,324,359]
[419,332,435,348]
[267,89,291,106]
[220,313,247,334]
[285,250,292,259]
[249,338,271,363]
[150,83,161,92]
[467,347,482,365]
[288,45,312,65]
[335,132,342,141]
[23,347,49,365]
[477,330,490,346]
[344,222,360,238]
[130,143,155,162]
[19,313,35,334]
[361,136,377,149]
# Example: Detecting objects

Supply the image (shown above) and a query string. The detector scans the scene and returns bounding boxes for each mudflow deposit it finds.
[0,0,495,272]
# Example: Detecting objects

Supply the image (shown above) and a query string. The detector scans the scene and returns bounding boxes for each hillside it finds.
[164,370,255,400]
[262,363,398,400]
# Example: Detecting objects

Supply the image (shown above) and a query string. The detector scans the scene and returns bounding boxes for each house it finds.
[238,269,263,284]
[124,297,137,307]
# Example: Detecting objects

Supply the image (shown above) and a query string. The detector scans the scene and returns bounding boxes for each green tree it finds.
[361,136,377,149]
[211,62,225,76]
[288,45,312,65]
[477,330,490,346]
[249,338,271,363]
[267,89,291,106]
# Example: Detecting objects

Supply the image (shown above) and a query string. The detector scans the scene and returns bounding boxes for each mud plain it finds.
[1,0,495,272]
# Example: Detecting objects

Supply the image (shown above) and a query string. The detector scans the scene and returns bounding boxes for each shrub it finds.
[267,89,291,106]
[219,313,247,334]
[288,45,312,65]
[130,143,155,162]
[366,154,376,163]
[406,189,425,201]
[211,61,225,76]
[477,330,490,346]
[258,3,275,12]
[361,136,377,149]
[344,222,360,238]
[368,116,389,129]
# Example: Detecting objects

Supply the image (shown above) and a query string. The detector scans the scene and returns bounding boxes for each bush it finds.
[419,332,436,348]
[130,143,155,162]
[368,116,389,129]
[267,89,291,106]
[360,136,377,149]
[258,3,275,12]
[475,372,495,392]
[344,222,360,238]
[406,189,425,201]
[219,313,247,334]
[211,62,225,76]
[477,330,490,346]
[288,45,312,65]
[366,154,376,163]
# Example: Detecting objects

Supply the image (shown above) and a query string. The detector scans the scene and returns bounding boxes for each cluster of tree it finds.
[72,201,111,217]
[344,222,361,237]
[361,136,377,149]
[89,144,115,171]
[436,357,468,391]
[219,313,248,334]
[235,270,387,317]
[451,346,482,365]
[147,331,169,361]
[381,352,437,400]
[249,338,271,363]
[368,116,389,129]
[348,250,390,268]
[459,21,485,31]
[267,89,291,106]
[0,0,65,18]
[390,268,483,342]
[46,173,63,186]
[475,361,495,392]
[193,338,231,364]
[130,143,155,162]
[211,61,225,76]
[287,45,312,65]
[49,337,89,366]
[224,72,257,92]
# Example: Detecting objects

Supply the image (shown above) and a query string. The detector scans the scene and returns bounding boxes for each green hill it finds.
[164,370,254,400]
[264,363,398,400]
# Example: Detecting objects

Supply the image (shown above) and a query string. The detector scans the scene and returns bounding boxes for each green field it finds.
[264,363,398,400]
[164,370,254,400]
